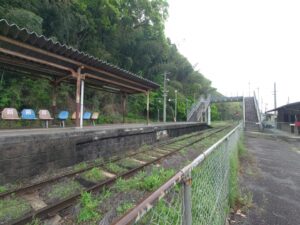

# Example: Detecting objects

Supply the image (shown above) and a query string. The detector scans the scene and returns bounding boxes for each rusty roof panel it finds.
[0,19,159,90]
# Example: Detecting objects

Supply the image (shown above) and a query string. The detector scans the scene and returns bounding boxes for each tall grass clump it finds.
[229,135,246,208]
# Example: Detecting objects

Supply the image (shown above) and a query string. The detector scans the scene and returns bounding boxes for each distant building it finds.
[267,101,300,132]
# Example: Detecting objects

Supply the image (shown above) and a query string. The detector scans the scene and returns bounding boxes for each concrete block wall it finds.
[0,123,208,184]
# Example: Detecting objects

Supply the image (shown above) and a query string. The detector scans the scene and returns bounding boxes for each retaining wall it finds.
[0,123,208,184]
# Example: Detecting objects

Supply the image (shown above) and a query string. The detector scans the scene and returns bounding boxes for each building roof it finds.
[0,19,159,93]
[267,101,300,112]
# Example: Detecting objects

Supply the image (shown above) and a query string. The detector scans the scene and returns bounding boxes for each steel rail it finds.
[9,126,231,225]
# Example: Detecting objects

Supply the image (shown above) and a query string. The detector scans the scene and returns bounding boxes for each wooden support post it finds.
[75,68,81,128]
[52,81,57,117]
[146,91,150,125]
[122,93,127,124]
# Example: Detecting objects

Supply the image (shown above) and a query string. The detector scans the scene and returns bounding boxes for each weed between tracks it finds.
[45,180,83,203]
[134,153,156,162]
[74,162,88,172]
[117,158,141,169]
[0,186,7,194]
[104,162,128,174]
[114,167,174,192]
[116,202,135,216]
[0,196,31,224]
[81,168,105,183]
[74,167,174,224]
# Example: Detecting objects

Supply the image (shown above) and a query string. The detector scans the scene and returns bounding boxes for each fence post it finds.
[183,170,192,225]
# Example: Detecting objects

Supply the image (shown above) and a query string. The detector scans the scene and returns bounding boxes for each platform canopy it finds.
[0,19,159,127]
[0,19,159,94]
[267,101,300,113]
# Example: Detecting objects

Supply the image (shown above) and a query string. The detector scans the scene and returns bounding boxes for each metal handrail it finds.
[187,95,210,122]
[253,92,263,130]
[113,123,243,225]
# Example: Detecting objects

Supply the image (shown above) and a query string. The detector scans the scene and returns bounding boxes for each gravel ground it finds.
[236,131,300,225]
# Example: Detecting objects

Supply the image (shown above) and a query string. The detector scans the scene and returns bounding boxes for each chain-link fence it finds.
[113,123,243,225]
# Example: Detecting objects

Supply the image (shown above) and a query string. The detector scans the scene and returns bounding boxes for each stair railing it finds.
[253,92,263,130]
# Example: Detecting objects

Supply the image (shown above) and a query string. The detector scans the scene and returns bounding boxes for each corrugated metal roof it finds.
[267,101,300,112]
[0,19,159,90]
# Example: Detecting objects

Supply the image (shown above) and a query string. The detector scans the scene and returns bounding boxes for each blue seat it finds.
[83,112,92,120]
[58,111,69,120]
[58,111,69,127]
[21,109,37,120]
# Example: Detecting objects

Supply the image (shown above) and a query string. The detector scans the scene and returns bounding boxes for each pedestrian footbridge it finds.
[187,95,262,131]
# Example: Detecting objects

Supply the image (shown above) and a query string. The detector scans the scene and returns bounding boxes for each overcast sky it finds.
[165,0,300,110]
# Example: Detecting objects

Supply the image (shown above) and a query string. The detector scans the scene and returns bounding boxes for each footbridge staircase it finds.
[187,94,262,131]
[244,95,262,131]
[187,96,210,123]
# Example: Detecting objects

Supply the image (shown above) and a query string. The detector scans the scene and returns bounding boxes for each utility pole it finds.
[186,98,188,121]
[248,81,251,97]
[163,72,169,123]
[274,82,277,110]
[175,90,177,122]
[273,82,277,128]
[256,87,260,111]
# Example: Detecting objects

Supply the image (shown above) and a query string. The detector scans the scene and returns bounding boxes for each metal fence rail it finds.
[113,123,243,225]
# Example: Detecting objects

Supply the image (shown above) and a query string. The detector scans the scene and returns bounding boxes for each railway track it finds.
[0,127,210,199]
[3,125,231,225]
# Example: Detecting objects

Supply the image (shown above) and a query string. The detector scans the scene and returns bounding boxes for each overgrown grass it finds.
[238,134,246,157]
[229,146,239,208]
[0,186,7,193]
[229,135,248,208]
[81,168,106,183]
[94,158,104,165]
[26,218,41,225]
[114,167,174,192]
[77,189,111,223]
[134,153,154,162]
[47,180,82,200]
[116,201,134,215]
[0,196,31,224]
[117,158,141,169]
[77,192,100,223]
[137,196,182,225]
[74,162,88,172]
[104,162,128,174]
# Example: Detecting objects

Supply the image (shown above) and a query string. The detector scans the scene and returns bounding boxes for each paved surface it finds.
[238,131,300,225]
[0,122,202,137]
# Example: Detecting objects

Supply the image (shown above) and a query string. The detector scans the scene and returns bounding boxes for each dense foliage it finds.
[0,0,216,122]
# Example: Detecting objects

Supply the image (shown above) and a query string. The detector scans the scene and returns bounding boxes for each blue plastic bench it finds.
[83,112,92,120]
[21,109,37,120]
[58,111,69,127]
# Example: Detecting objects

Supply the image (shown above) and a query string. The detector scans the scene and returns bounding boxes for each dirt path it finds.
[237,132,300,225]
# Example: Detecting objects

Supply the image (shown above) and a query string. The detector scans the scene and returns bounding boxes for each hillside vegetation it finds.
[0,0,216,122]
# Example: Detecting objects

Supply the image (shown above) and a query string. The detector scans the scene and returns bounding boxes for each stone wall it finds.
[0,123,208,184]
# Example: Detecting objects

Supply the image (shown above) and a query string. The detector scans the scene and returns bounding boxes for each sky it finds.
[165,0,300,111]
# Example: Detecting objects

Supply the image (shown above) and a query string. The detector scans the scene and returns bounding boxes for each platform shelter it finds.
[0,19,159,127]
